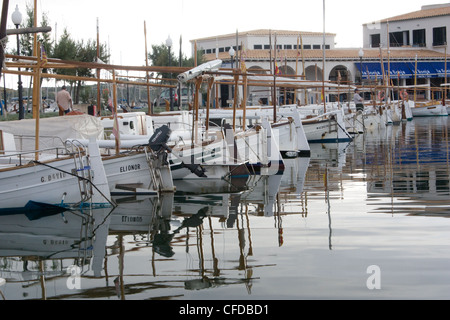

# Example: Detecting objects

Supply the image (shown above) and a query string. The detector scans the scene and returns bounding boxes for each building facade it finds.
[190,5,449,106]
[363,3,450,52]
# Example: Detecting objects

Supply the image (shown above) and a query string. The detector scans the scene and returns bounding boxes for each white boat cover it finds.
[0,115,104,151]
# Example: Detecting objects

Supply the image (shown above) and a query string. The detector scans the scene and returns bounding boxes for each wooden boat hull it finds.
[0,157,104,209]
[411,104,448,117]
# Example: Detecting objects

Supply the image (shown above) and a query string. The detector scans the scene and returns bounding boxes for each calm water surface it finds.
[1,117,450,301]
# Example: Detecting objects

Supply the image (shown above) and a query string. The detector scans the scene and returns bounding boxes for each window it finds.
[370,34,381,48]
[284,45,292,49]
[303,45,311,49]
[413,29,426,47]
[313,44,320,49]
[254,44,263,49]
[433,27,447,46]
[219,47,225,52]
[390,31,409,47]
[264,44,271,49]
[323,45,330,49]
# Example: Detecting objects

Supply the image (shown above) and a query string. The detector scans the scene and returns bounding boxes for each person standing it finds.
[57,85,72,115]
[354,88,364,112]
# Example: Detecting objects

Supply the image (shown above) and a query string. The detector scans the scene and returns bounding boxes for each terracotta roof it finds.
[204,48,448,62]
[191,29,335,42]
[365,4,450,24]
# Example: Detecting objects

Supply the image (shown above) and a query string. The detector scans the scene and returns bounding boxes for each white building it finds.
[361,3,449,99]
[191,29,336,58]
[363,3,450,52]
[190,5,449,106]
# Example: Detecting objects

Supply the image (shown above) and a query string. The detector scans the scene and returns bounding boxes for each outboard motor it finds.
[148,125,172,153]
[148,125,207,178]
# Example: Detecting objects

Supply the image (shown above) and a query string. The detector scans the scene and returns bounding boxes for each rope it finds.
[32,160,116,208]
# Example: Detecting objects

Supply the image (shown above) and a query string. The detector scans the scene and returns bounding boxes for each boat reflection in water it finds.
[364,117,450,217]
[0,207,113,300]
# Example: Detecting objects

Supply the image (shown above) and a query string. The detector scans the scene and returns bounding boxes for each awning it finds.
[431,62,450,77]
[356,61,445,79]
[386,62,414,79]
[357,62,383,79]
[414,62,439,78]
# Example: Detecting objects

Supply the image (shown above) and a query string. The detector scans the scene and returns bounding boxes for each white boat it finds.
[60,114,175,194]
[4,114,174,196]
[339,102,387,133]
[100,111,239,180]
[276,104,353,143]
[0,132,112,211]
[200,106,310,158]
[150,111,247,180]
[151,111,285,178]
[409,100,448,117]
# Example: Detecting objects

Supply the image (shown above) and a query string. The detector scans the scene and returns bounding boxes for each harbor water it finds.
[1,117,450,301]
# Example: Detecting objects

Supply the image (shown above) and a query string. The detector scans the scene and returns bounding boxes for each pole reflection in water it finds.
[1,118,450,300]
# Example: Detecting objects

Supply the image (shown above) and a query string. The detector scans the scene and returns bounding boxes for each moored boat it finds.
[0,133,113,211]
[409,100,448,117]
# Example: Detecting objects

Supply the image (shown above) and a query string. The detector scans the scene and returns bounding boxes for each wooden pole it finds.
[192,77,202,144]
[34,41,42,160]
[6,26,51,35]
[0,0,9,78]
[232,74,239,131]
[194,41,197,67]
[301,34,307,105]
[96,18,101,116]
[205,77,214,132]
[32,0,38,119]
[144,21,152,114]
[414,54,417,103]
[294,35,299,104]
[242,74,247,129]
[112,70,119,155]
[269,30,273,74]
[33,0,37,55]
[284,51,287,105]
[215,83,219,109]
[445,45,448,105]
[322,0,326,113]
[273,32,277,122]
[387,21,391,101]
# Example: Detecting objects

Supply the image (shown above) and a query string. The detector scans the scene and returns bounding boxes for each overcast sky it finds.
[6,0,448,66]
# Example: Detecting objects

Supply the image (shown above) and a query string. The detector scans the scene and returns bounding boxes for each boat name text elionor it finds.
[119,164,141,173]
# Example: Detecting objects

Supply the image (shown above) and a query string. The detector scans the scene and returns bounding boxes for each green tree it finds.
[73,39,109,104]
[52,29,77,84]
[149,43,204,81]
[52,30,109,103]
[18,4,52,61]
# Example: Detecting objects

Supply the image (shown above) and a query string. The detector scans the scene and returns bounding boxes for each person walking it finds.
[57,85,72,115]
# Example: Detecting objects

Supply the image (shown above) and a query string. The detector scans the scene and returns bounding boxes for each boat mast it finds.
[0,0,9,78]
[96,18,101,116]
[444,45,447,106]
[414,54,417,104]
[144,21,152,114]
[273,32,277,122]
[322,0,326,113]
